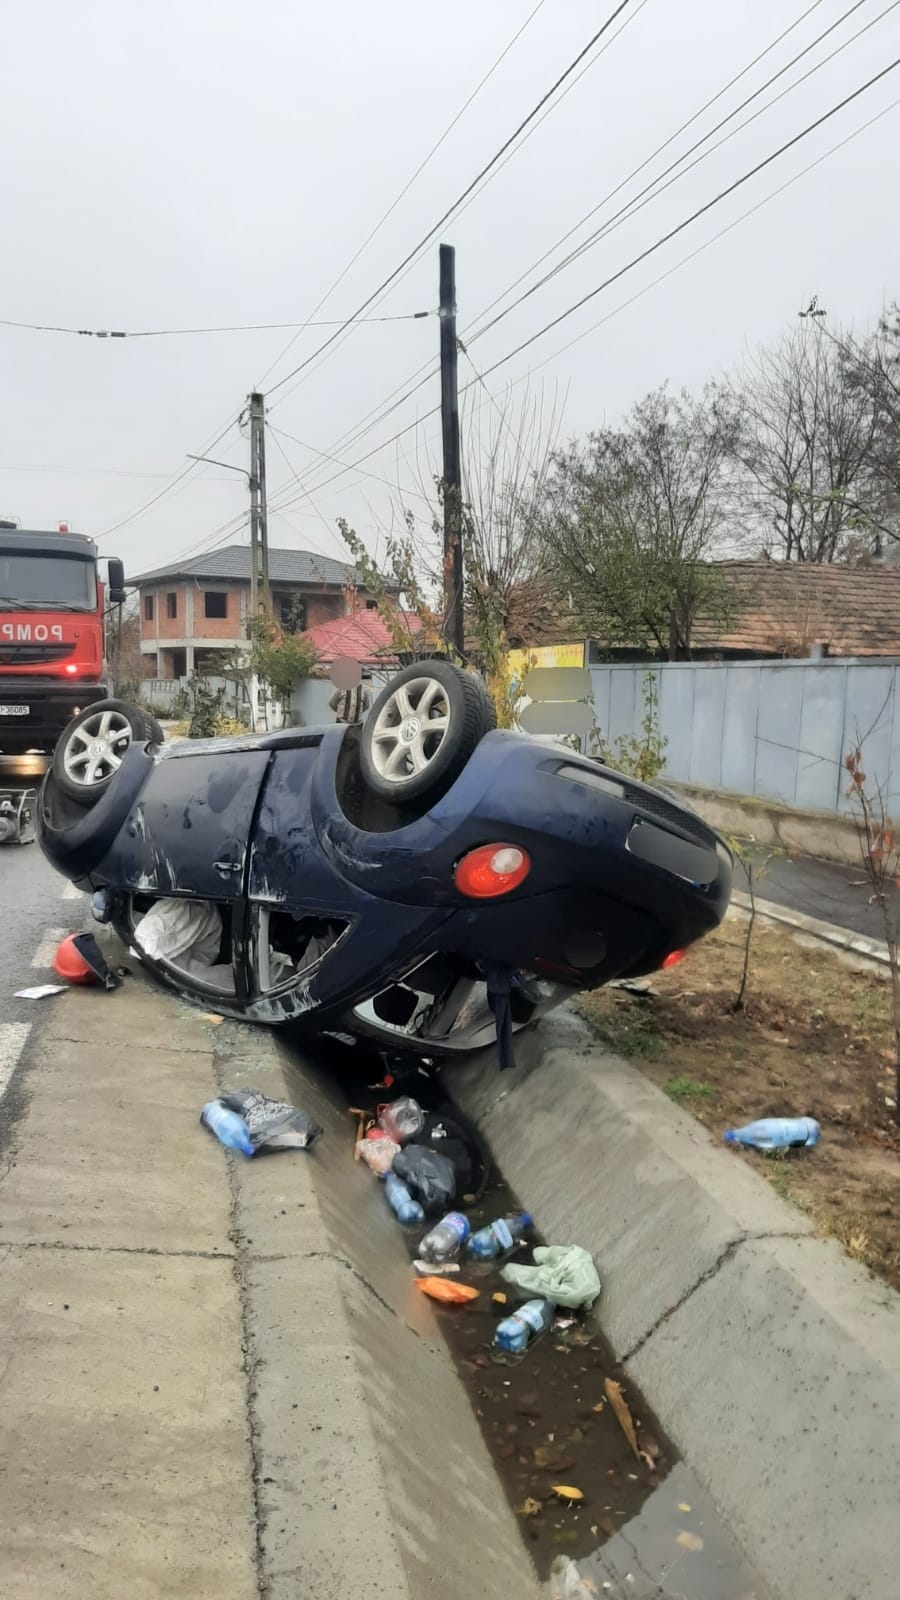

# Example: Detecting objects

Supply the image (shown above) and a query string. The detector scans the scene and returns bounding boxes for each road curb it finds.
[444,1011,900,1600]
[225,1028,543,1600]
[732,888,891,969]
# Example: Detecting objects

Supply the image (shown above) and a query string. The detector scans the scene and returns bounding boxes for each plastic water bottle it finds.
[418,1212,470,1263]
[494,1298,555,1353]
[201,1100,255,1156]
[724,1116,820,1151]
[466,1212,532,1261]
[384,1171,425,1226]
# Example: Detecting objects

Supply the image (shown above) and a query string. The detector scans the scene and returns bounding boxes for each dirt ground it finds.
[577,911,900,1293]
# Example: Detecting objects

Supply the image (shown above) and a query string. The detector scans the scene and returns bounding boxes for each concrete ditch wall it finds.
[235,1030,543,1600]
[445,1012,900,1600]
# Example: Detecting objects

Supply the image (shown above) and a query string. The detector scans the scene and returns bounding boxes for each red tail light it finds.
[454,844,531,899]
[661,948,687,969]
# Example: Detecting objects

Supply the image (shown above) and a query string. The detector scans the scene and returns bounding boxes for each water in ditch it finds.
[332,1053,770,1598]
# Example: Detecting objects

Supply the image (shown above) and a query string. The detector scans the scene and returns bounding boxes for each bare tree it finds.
[732,323,882,562]
[541,384,739,660]
[841,304,900,542]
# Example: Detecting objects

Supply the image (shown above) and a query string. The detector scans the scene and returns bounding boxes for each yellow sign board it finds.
[507,642,586,683]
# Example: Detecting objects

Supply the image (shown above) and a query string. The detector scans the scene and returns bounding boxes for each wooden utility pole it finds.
[439,244,464,658]
[248,391,270,618]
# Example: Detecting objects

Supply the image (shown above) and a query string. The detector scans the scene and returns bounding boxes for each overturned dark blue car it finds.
[36,661,732,1064]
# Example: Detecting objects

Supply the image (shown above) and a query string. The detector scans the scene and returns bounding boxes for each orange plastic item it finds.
[416,1278,480,1305]
[53,934,98,985]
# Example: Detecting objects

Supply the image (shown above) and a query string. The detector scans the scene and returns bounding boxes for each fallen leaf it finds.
[516,1497,542,1518]
[551,1484,584,1501]
[676,1531,704,1552]
[604,1378,641,1461]
[492,1292,508,1306]
[678,1502,692,1513]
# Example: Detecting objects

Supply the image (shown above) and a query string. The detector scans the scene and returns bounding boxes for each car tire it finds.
[360,660,495,806]
[52,698,164,808]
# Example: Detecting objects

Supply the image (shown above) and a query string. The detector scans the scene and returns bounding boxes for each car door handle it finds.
[214,858,241,875]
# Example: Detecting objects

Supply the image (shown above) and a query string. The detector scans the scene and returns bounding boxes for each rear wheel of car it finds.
[360,660,495,806]
[52,698,164,807]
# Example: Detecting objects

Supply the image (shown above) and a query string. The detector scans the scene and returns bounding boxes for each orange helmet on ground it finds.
[53,934,99,985]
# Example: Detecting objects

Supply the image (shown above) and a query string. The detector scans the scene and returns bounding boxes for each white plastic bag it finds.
[135,898,222,965]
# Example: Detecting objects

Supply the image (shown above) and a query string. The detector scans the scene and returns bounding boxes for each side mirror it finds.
[107,557,126,605]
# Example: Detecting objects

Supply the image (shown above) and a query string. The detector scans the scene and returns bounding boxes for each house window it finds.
[274,592,306,632]
[144,593,154,622]
[204,590,228,619]
[167,591,178,620]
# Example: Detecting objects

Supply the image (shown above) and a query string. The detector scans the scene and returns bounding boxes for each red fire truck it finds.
[0,521,126,757]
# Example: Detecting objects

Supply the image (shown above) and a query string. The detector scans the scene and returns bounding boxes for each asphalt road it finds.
[737,846,900,941]
[0,802,88,1104]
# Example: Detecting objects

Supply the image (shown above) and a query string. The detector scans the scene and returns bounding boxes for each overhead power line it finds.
[257,0,548,388]
[94,414,241,541]
[265,0,638,403]
[271,63,900,516]
[470,58,900,379]
[467,0,855,333]
[0,311,430,339]
[274,0,842,496]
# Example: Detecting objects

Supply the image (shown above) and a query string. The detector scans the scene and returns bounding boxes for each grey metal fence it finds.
[589,660,900,817]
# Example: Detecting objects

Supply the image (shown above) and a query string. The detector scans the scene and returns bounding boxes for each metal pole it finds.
[247,392,267,730]
[439,244,464,659]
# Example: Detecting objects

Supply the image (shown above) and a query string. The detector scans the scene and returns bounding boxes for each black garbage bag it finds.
[219,1088,322,1152]
[392,1145,456,1216]
[407,1110,479,1197]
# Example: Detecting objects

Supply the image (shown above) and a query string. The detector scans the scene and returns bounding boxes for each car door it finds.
[106,747,271,900]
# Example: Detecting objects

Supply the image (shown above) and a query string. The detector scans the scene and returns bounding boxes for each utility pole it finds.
[247,391,270,730]
[439,244,465,659]
[248,392,270,618]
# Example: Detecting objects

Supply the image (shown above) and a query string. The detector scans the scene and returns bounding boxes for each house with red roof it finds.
[302,607,426,670]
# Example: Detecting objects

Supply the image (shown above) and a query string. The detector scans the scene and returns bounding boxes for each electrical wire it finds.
[468,58,900,380]
[466,0,840,331]
[93,415,242,541]
[268,423,434,504]
[270,0,840,493]
[257,0,548,388]
[0,311,431,338]
[272,63,900,512]
[516,93,900,385]
[470,0,897,341]
[265,0,649,416]
[265,1,638,403]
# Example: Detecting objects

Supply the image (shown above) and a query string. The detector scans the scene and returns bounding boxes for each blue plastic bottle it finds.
[384,1171,425,1225]
[201,1100,255,1156]
[724,1117,820,1151]
[494,1298,555,1353]
[467,1212,532,1261]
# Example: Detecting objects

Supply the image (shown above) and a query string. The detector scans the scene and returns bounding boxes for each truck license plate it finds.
[0,705,29,716]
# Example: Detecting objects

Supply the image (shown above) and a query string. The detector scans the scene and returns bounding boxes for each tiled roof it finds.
[692,561,900,657]
[304,609,425,667]
[133,543,355,588]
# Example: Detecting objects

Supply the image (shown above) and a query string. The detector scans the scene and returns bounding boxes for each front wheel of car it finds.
[360,659,495,806]
[52,698,164,808]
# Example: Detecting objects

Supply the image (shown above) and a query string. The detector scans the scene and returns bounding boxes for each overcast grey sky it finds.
[2,0,898,580]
